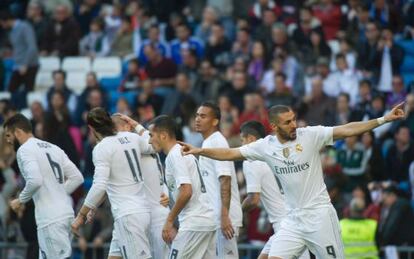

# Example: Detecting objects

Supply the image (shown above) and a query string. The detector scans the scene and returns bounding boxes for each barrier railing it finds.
[1,242,414,259]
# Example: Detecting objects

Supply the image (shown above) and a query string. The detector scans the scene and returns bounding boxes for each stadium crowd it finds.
[0,0,414,258]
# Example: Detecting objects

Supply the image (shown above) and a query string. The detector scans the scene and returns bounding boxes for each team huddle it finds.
[3,101,405,259]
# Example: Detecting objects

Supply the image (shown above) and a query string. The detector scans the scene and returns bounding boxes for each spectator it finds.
[115,97,132,116]
[74,0,102,36]
[195,6,220,43]
[218,94,239,139]
[43,91,80,166]
[291,7,323,48]
[386,75,407,109]
[361,131,385,181]
[204,22,232,70]
[179,48,199,85]
[232,92,272,135]
[79,17,108,57]
[29,100,44,131]
[232,28,253,62]
[404,93,414,133]
[182,115,203,148]
[312,0,342,40]
[138,24,169,65]
[160,73,199,126]
[118,59,147,92]
[325,54,360,106]
[356,21,381,78]
[298,77,336,126]
[248,0,282,26]
[353,80,374,120]
[343,185,381,221]
[135,79,164,121]
[331,39,357,71]
[193,60,223,102]
[144,43,177,91]
[340,197,379,258]
[375,27,405,93]
[334,93,353,125]
[108,16,133,57]
[103,3,122,45]
[377,186,414,249]
[247,41,267,83]
[369,0,402,33]
[224,70,251,112]
[337,135,369,191]
[46,70,77,115]
[385,125,414,183]
[271,23,296,57]
[41,4,81,57]
[0,10,39,108]
[266,72,296,107]
[301,29,331,73]
[164,12,186,42]
[363,95,391,140]
[254,8,278,51]
[170,23,204,64]
[75,72,106,125]
[346,4,371,47]
[26,1,49,48]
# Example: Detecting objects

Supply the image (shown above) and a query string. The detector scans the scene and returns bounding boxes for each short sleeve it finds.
[212,137,235,178]
[173,153,192,186]
[239,138,267,162]
[243,162,261,193]
[303,126,333,149]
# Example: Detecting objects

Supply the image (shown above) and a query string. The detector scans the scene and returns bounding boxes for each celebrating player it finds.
[71,107,153,259]
[4,114,84,258]
[111,114,170,259]
[194,102,243,258]
[148,115,217,259]
[239,120,310,259]
[179,103,405,259]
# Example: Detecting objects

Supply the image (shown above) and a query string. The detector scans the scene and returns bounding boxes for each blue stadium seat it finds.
[3,58,14,90]
[108,91,137,113]
[402,73,414,87]
[400,56,414,73]
[100,76,122,92]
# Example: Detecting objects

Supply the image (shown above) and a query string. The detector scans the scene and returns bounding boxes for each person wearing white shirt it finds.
[148,115,217,259]
[5,114,84,258]
[72,108,154,259]
[111,114,170,259]
[195,102,243,259]
[239,121,310,259]
[179,104,405,259]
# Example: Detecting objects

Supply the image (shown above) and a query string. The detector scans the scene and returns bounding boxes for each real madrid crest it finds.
[282,147,290,158]
[296,143,303,152]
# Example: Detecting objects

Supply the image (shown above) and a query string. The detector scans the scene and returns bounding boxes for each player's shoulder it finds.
[205,131,229,147]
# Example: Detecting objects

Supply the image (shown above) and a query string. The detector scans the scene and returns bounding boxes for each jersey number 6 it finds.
[46,153,63,184]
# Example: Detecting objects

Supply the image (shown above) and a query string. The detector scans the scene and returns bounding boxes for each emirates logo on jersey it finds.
[282,147,290,158]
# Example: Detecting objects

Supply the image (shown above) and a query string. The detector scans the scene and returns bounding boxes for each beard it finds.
[278,127,296,141]
[13,138,21,152]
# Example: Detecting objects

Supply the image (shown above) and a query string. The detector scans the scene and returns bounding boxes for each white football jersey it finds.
[84,132,152,220]
[16,138,83,229]
[199,132,243,227]
[243,160,286,224]
[165,144,216,231]
[240,126,333,210]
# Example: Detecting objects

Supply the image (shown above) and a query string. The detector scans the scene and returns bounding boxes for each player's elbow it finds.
[75,173,85,186]
[179,184,193,199]
[248,193,260,207]
[29,177,43,190]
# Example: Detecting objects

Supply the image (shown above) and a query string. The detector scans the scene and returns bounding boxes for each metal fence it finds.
[1,242,414,259]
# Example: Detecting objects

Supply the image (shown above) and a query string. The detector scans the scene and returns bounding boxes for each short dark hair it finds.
[275,72,287,81]
[3,113,32,133]
[52,70,66,79]
[359,79,372,88]
[150,115,176,138]
[338,92,350,102]
[87,107,117,137]
[268,105,292,123]
[335,53,346,61]
[240,121,266,139]
[200,101,221,120]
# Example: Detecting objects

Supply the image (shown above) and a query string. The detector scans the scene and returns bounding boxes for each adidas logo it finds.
[140,250,146,256]
[227,250,234,255]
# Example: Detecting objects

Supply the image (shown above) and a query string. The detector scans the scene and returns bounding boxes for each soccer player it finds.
[71,107,153,259]
[239,121,309,259]
[148,115,217,259]
[4,114,84,258]
[194,102,243,259]
[111,114,170,259]
[180,104,405,259]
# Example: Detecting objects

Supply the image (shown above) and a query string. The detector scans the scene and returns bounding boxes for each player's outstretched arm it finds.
[178,141,245,161]
[333,102,405,140]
